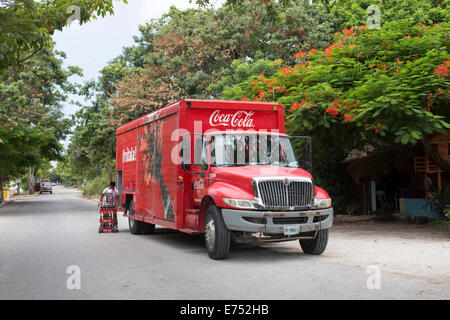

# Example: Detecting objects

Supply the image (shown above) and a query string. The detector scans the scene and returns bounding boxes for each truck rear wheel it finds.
[299,229,329,255]
[128,200,143,234]
[128,200,155,235]
[204,205,231,260]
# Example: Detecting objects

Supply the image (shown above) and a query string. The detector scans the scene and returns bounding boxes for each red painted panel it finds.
[136,124,153,217]
[122,128,137,192]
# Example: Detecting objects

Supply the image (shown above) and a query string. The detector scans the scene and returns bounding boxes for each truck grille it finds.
[256,179,313,208]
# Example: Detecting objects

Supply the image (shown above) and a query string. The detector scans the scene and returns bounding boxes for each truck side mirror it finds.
[181,161,191,170]
[304,140,312,172]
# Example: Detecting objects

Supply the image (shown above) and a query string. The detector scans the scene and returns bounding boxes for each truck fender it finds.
[314,185,331,199]
[207,182,254,209]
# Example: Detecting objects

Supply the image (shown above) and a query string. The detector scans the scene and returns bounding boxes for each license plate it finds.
[284,225,300,235]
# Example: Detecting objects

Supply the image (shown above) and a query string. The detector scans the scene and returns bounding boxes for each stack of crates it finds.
[98,193,118,233]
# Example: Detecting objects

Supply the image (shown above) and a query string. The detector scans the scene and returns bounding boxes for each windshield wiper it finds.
[217,164,249,167]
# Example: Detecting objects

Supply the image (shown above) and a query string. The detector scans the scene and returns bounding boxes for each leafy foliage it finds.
[66,0,337,185]
[222,20,449,212]
[0,0,124,194]
[0,0,127,70]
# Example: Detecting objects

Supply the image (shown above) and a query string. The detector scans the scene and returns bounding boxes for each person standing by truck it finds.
[98,181,120,231]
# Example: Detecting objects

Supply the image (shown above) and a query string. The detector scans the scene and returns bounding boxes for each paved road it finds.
[0,186,449,299]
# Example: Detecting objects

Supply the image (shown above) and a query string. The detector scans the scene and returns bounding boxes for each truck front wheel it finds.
[204,205,231,260]
[299,229,329,255]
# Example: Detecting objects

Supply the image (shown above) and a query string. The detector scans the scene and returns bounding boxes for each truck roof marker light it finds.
[273,105,278,111]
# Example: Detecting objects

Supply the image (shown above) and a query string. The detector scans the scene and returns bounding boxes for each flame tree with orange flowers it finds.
[223,20,449,210]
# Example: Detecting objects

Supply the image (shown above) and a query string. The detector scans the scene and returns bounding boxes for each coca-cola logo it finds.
[123,146,136,163]
[209,110,255,128]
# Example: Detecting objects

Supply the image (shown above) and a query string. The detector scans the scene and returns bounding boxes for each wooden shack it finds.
[414,130,450,198]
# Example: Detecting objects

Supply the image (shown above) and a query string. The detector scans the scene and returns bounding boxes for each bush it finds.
[373,203,396,221]
[432,187,450,218]
[81,175,110,197]
[431,220,450,230]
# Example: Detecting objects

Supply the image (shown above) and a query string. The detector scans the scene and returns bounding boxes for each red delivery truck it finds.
[116,99,333,259]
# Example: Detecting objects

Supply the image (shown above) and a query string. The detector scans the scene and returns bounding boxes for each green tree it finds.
[223,20,449,210]
[0,0,126,197]
[111,1,334,126]
[0,48,79,193]
[0,0,127,70]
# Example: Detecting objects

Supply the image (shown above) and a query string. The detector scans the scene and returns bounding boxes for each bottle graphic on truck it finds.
[116,99,333,259]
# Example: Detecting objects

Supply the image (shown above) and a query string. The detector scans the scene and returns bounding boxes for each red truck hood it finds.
[212,165,312,189]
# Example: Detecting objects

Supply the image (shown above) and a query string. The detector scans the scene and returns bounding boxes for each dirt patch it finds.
[328,221,450,288]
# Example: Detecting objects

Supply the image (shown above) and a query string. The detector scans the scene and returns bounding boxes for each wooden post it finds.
[438,171,442,191]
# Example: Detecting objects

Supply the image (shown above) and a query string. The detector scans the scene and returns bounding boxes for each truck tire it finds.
[299,229,329,255]
[142,222,155,235]
[128,200,144,235]
[204,205,231,260]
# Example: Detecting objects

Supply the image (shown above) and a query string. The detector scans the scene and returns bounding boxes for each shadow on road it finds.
[132,226,319,262]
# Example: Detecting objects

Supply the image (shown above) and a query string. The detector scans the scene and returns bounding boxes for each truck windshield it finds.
[210,134,299,168]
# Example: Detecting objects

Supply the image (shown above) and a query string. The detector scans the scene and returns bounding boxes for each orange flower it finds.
[295,51,306,59]
[343,113,352,123]
[375,123,382,134]
[281,67,293,76]
[435,61,449,78]
[326,106,339,117]
[342,26,354,37]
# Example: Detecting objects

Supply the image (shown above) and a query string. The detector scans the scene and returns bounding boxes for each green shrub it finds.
[432,187,450,218]
[81,175,110,197]
[373,203,396,221]
[431,220,450,230]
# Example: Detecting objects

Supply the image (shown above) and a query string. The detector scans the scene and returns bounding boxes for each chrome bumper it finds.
[221,207,333,234]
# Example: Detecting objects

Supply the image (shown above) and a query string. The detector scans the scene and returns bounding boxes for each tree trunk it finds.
[28,167,34,195]
[421,138,450,172]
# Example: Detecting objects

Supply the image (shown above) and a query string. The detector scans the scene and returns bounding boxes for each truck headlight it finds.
[223,198,256,209]
[314,198,332,209]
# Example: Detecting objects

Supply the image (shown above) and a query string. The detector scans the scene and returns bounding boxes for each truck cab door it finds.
[190,136,209,207]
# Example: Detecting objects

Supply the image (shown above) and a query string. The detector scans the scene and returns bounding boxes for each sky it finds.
[53,0,226,117]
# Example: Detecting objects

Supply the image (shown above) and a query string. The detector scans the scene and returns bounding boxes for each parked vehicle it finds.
[40,179,52,194]
[116,99,333,259]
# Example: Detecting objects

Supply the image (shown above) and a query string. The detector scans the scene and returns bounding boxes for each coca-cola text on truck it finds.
[116,99,333,259]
